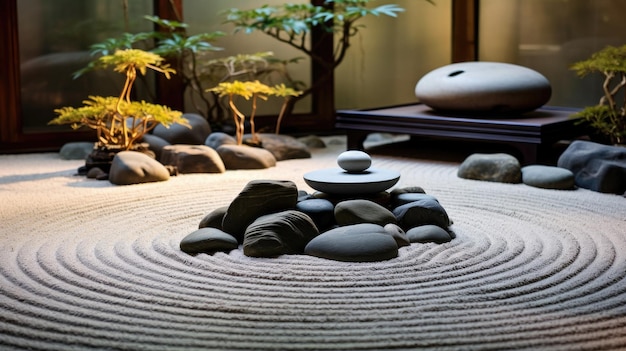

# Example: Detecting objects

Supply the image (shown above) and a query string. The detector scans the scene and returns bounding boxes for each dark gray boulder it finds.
[393,198,450,230]
[222,180,298,242]
[108,151,170,185]
[295,198,336,232]
[521,165,575,190]
[334,199,396,226]
[457,153,522,183]
[160,144,225,174]
[391,193,440,208]
[304,223,399,262]
[180,228,239,254]
[243,210,319,257]
[205,132,237,149]
[59,142,94,160]
[153,113,211,145]
[199,206,228,229]
[406,225,452,244]
[557,140,626,194]
[141,133,171,160]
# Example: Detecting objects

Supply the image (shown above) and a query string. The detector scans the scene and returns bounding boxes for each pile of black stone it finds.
[180,179,455,262]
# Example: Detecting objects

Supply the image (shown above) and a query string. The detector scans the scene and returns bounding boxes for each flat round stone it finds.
[303,168,400,195]
[337,150,371,173]
[415,62,551,114]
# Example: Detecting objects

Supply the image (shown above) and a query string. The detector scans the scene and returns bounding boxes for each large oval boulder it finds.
[304,223,398,262]
[415,62,551,113]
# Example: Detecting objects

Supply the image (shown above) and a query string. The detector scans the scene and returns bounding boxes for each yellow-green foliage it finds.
[95,49,176,78]
[207,80,302,143]
[50,49,186,150]
[50,96,186,149]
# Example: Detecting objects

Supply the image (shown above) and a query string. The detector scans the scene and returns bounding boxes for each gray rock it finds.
[108,151,170,185]
[304,223,399,262]
[199,206,228,229]
[297,135,327,149]
[522,165,575,190]
[205,132,236,149]
[312,191,392,208]
[217,144,277,170]
[160,144,225,174]
[457,153,522,183]
[406,225,452,244]
[390,186,426,196]
[415,61,551,113]
[557,140,626,194]
[295,198,336,232]
[393,198,450,230]
[222,180,298,242]
[391,193,440,208]
[153,113,211,145]
[180,228,239,254]
[334,199,396,226]
[86,167,106,179]
[243,210,319,257]
[251,133,311,161]
[59,142,94,160]
[141,133,171,160]
[383,223,410,247]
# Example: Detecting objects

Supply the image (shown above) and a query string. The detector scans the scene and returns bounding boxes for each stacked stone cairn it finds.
[180,180,455,263]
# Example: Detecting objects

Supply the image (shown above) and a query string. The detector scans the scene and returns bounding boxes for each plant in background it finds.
[224,0,434,118]
[201,52,304,125]
[50,49,188,151]
[208,81,303,145]
[272,84,303,134]
[571,44,626,145]
[147,15,226,120]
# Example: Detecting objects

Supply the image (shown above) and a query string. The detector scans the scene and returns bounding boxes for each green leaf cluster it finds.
[570,45,626,144]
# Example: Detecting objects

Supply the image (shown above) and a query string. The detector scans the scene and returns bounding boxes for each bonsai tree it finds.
[208,81,303,145]
[50,49,189,151]
[571,44,626,145]
[224,0,434,119]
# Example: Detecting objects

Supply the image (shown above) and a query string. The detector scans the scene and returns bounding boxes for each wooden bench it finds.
[335,103,588,165]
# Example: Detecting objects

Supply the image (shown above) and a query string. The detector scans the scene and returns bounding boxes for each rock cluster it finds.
[180,180,455,262]
[457,153,576,190]
[457,141,626,195]
[66,113,314,185]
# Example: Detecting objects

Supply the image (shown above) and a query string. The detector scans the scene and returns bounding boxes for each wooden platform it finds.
[336,103,588,165]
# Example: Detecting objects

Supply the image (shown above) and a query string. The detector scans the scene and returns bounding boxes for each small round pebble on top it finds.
[337,150,371,173]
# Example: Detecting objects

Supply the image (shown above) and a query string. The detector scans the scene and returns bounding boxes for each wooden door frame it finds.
[0,0,477,153]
